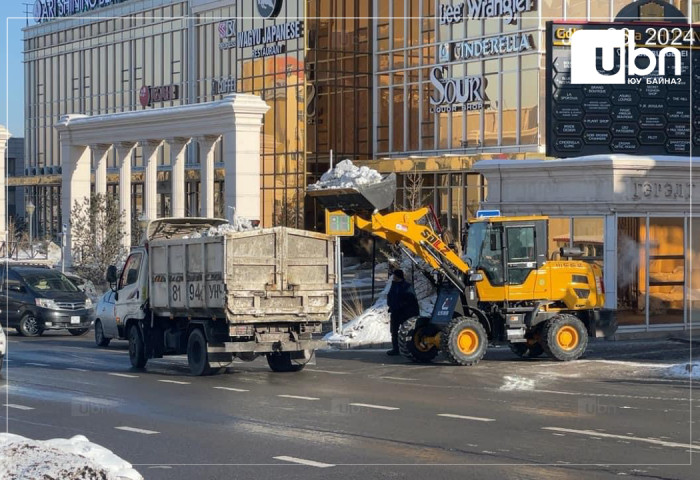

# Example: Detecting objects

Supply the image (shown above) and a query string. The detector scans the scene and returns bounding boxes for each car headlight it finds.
[85,298,93,308]
[35,298,58,309]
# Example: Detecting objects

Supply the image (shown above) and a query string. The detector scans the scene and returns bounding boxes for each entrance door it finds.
[505,225,537,300]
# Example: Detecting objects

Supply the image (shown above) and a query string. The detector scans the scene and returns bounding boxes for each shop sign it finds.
[33,0,129,23]
[218,19,237,50]
[212,77,236,95]
[429,67,486,113]
[438,0,534,26]
[257,0,283,19]
[236,20,304,58]
[139,84,179,107]
[450,32,535,61]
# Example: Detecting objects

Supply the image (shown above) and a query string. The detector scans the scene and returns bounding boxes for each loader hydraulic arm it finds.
[354,208,470,290]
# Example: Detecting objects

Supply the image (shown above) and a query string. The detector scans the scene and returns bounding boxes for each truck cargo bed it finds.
[148,227,335,324]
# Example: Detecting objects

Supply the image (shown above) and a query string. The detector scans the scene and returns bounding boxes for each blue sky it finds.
[0,2,27,137]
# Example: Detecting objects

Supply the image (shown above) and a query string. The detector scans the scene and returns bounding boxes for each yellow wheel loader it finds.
[309,173,617,366]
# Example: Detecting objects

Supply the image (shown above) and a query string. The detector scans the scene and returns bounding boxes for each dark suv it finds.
[0,265,94,336]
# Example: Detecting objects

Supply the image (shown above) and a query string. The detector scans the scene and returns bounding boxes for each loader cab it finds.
[464,216,548,288]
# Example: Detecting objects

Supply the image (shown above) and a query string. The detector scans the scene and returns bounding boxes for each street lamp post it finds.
[25,199,35,258]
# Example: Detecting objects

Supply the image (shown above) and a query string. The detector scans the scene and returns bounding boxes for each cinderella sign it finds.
[34,0,130,23]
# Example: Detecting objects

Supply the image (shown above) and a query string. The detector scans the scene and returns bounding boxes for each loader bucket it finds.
[307,172,396,213]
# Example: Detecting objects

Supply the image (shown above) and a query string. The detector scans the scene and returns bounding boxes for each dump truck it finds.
[106,218,335,375]
[308,174,616,365]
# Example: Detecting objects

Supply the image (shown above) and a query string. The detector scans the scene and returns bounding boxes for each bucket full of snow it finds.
[307,160,396,213]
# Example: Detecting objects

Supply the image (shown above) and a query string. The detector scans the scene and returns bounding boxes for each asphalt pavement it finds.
[1,330,698,480]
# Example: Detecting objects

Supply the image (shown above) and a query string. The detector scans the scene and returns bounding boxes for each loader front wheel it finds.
[542,314,588,361]
[398,317,440,363]
[441,317,488,366]
[187,328,213,376]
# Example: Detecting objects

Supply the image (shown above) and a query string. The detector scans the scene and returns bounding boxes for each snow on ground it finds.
[0,433,142,480]
[307,159,383,190]
[326,260,437,347]
[663,361,700,379]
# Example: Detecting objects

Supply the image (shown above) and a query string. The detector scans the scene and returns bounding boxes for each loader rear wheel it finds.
[441,317,488,366]
[509,342,544,358]
[266,352,307,372]
[542,314,588,361]
[398,317,440,363]
[187,328,213,376]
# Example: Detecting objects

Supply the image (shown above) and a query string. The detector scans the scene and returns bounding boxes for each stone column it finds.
[114,142,136,252]
[60,143,91,266]
[221,94,270,223]
[166,137,189,217]
[140,140,163,221]
[90,143,112,198]
[0,125,10,244]
[197,135,221,218]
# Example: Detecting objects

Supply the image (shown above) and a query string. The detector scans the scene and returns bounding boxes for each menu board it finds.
[546,21,698,157]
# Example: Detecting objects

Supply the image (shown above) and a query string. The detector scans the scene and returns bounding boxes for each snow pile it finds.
[663,362,700,379]
[307,159,383,190]
[0,433,142,480]
[325,261,437,347]
[184,216,256,239]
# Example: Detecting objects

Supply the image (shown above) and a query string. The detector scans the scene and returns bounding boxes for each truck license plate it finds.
[70,316,81,324]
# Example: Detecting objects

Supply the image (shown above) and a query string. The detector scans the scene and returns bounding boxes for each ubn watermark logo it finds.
[71,398,114,417]
[578,398,618,417]
[570,28,682,85]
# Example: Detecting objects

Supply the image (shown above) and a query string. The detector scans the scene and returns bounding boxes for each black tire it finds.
[187,328,212,376]
[94,320,111,347]
[266,352,307,372]
[128,325,147,369]
[19,314,43,337]
[509,342,545,358]
[69,328,89,336]
[542,314,588,361]
[398,317,440,363]
[441,316,488,366]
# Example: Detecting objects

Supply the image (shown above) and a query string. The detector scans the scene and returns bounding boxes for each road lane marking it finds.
[25,362,49,367]
[4,404,35,410]
[157,379,191,385]
[349,403,399,411]
[115,426,159,435]
[437,413,495,422]
[274,456,334,468]
[277,394,320,401]
[379,376,416,381]
[67,368,88,372]
[497,387,693,403]
[214,386,249,392]
[108,373,139,378]
[543,427,700,451]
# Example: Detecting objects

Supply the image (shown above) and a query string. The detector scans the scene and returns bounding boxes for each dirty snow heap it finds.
[0,433,142,480]
[184,215,256,239]
[307,159,383,190]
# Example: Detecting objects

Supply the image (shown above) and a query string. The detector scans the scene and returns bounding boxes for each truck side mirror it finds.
[106,265,118,284]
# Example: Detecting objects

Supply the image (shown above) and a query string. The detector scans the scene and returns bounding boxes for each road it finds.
[1,331,698,479]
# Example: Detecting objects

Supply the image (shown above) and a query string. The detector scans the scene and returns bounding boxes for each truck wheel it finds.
[398,317,439,363]
[19,313,43,337]
[187,329,213,376]
[266,352,306,372]
[542,314,588,361]
[441,316,488,366]
[509,342,544,358]
[94,320,111,347]
[128,325,147,369]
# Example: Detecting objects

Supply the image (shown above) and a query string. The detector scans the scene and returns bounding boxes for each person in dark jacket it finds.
[386,269,420,356]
